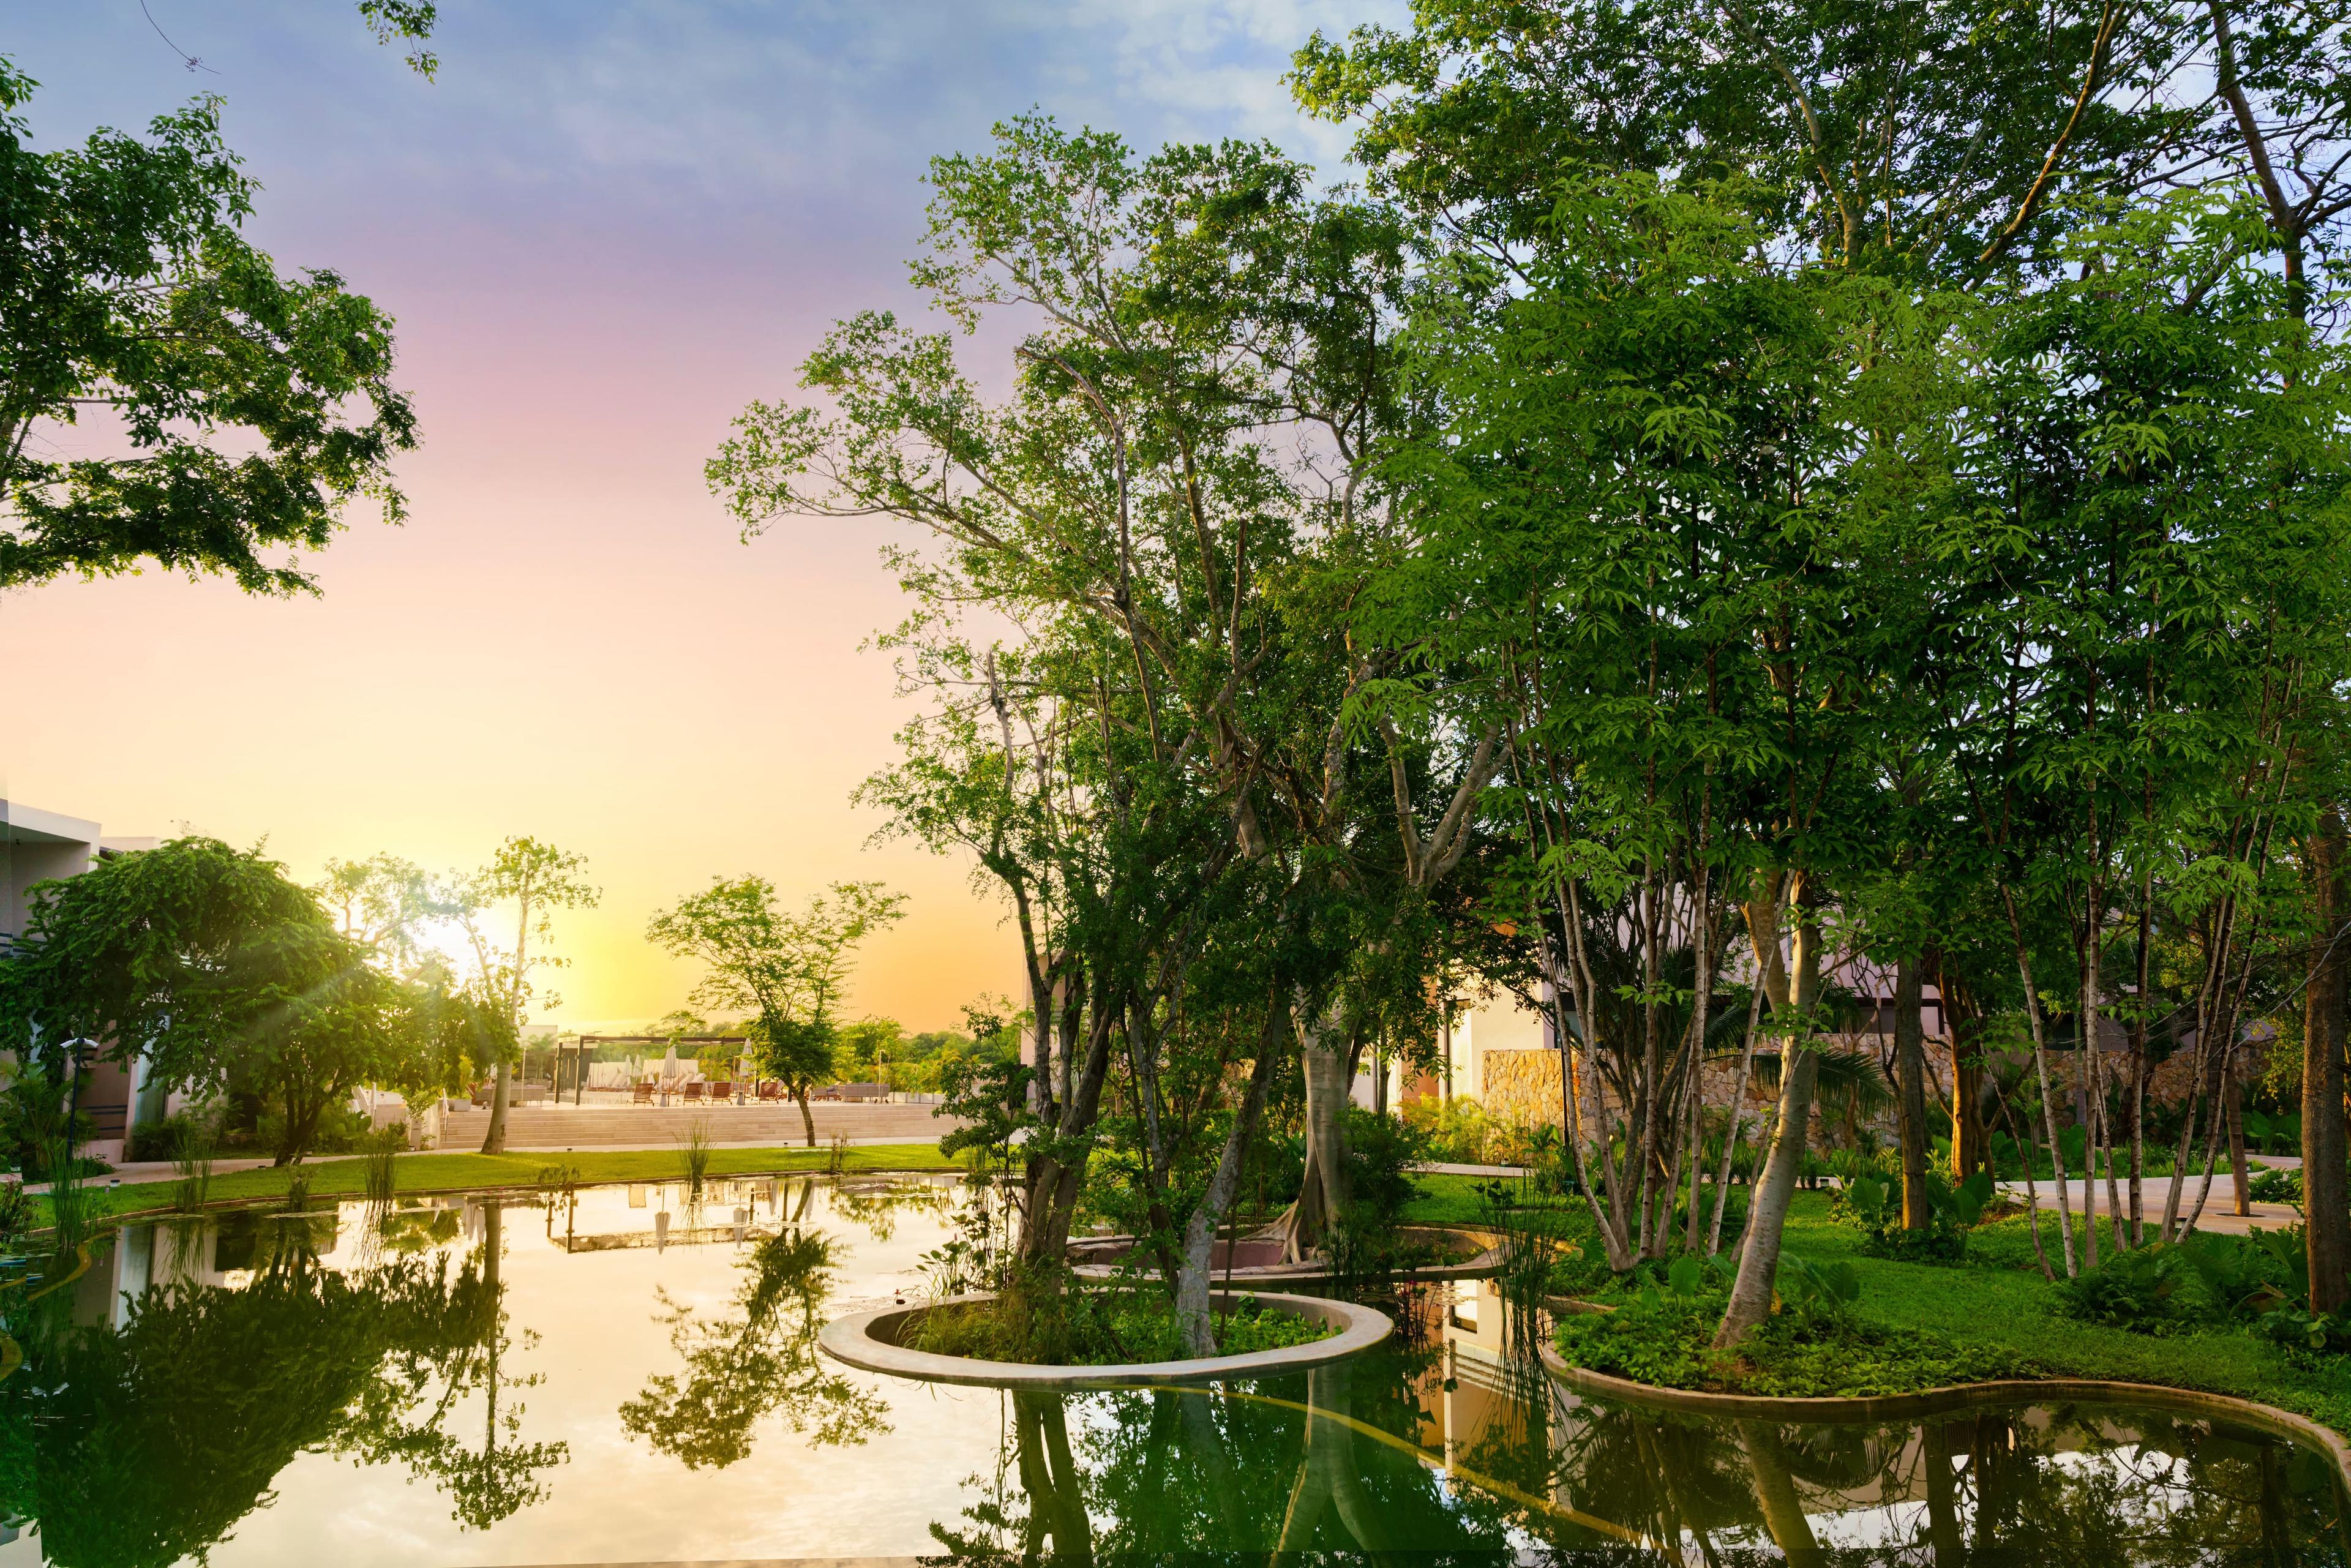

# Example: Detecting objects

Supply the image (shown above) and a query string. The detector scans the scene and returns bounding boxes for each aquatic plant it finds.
[171,1114,219,1215]
[362,1126,402,1207]
[681,1120,713,1198]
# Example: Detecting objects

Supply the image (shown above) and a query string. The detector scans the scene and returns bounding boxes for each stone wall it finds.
[1475,1035,2238,1150]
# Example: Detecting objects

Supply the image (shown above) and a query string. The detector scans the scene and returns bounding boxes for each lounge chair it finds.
[683,1081,705,1103]
[632,1081,655,1105]
[757,1081,783,1101]
[708,1081,733,1104]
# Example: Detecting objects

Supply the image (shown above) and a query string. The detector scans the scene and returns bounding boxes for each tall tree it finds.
[443,838,598,1156]
[0,61,416,595]
[0,836,420,1164]
[646,877,904,1146]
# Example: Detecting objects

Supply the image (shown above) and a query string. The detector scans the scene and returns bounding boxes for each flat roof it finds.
[0,800,103,848]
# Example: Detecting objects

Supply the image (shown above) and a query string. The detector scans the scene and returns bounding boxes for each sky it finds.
[0,0,1396,1030]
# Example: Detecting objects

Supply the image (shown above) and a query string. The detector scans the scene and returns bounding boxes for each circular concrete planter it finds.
[1540,1344,2351,1490]
[819,1289,1392,1389]
[1068,1225,1505,1286]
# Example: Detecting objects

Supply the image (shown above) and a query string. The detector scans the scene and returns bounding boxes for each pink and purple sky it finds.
[1,0,1387,1030]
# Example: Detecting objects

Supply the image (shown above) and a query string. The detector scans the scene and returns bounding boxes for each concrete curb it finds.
[1068,1225,1507,1286]
[1538,1344,2351,1491]
[819,1289,1391,1389]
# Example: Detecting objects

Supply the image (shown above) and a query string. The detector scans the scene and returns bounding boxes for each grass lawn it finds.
[1409,1174,2351,1436]
[48,1142,964,1228]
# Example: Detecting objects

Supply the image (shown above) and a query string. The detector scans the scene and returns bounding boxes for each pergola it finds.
[549,1034,751,1105]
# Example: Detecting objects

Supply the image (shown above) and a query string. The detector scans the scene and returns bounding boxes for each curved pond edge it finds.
[820,1289,1392,1389]
[1539,1343,2351,1491]
[1068,1225,1505,1286]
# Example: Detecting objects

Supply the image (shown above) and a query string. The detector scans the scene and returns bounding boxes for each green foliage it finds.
[1831,1159,1995,1262]
[911,1286,1335,1367]
[1556,1285,2029,1400]
[0,838,441,1165]
[647,878,903,1105]
[2250,1165,2306,1205]
[1401,1097,1492,1163]
[0,59,415,594]
[0,1246,561,1557]
[618,1228,887,1467]
[1775,1253,1865,1334]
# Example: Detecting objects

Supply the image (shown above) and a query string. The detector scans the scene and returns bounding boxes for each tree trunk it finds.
[1940,957,1991,1182]
[796,1087,816,1148]
[1709,977,1768,1255]
[2004,887,2077,1275]
[1264,1006,1352,1264]
[1715,883,1822,1349]
[479,1058,512,1155]
[1174,1033,1281,1354]
[2226,1059,2250,1218]
[1018,1000,1117,1270]
[2306,811,2350,1314]
[1894,957,1930,1231]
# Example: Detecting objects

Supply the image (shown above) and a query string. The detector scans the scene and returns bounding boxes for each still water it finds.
[2,1176,2343,1565]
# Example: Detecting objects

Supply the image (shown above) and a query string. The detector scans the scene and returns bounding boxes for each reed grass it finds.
[362,1127,401,1207]
[171,1117,219,1215]
[681,1120,713,1197]
[42,1139,86,1259]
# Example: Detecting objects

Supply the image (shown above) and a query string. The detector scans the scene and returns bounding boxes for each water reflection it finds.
[928,1287,2351,1565]
[0,1181,2343,1566]
[0,1199,564,1567]
[618,1219,888,1466]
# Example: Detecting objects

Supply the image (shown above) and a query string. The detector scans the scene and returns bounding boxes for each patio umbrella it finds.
[662,1041,680,1081]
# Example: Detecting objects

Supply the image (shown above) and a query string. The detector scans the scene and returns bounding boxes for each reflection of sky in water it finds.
[4,1176,2344,1566]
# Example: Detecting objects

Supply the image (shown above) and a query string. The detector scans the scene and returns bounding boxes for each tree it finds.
[645,878,905,1145]
[438,838,599,1155]
[0,837,422,1164]
[0,61,416,596]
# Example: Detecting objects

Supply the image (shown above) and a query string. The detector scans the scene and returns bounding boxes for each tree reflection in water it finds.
[0,1199,565,1568]
[921,1296,2351,1567]
[618,1213,888,1467]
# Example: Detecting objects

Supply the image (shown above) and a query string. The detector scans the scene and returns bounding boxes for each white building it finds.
[2,798,160,1162]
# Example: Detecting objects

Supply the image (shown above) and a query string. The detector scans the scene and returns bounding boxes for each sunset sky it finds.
[1,0,1387,1030]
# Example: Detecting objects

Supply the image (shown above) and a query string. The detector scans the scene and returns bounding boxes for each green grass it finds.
[1524,1181,2351,1436]
[48,1142,963,1228]
[912,1289,1337,1365]
[1400,1173,1590,1236]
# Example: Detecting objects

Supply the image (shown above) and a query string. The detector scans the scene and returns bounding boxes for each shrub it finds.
[1829,1157,1992,1263]
[236,1101,372,1160]
[125,1108,222,1163]
[1553,1275,2027,1398]
[1402,1096,1491,1164]
[1343,1105,1423,1226]
[2249,1165,2304,1205]
[2052,1244,2184,1330]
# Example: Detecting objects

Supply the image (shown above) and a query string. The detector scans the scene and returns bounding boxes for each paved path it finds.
[1997,1174,2300,1237]
[435,1100,964,1152]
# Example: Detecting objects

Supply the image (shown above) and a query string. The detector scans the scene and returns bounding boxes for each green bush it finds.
[1829,1156,1992,1262]
[912,1285,1334,1365]
[1401,1096,1491,1163]
[1553,1280,2030,1398]
[124,1109,218,1163]
[1343,1105,1424,1226]
[2249,1165,2301,1204]
[238,1103,372,1160]
[2052,1244,2186,1330]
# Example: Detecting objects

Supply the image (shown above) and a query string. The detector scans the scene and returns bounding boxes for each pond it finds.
[2,1175,2344,1565]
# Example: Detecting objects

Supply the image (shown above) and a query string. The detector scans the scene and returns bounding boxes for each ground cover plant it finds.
[1540,1186,2351,1437]
[907,1288,1335,1367]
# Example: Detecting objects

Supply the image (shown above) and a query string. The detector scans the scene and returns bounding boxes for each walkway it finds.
[434,1100,964,1152]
